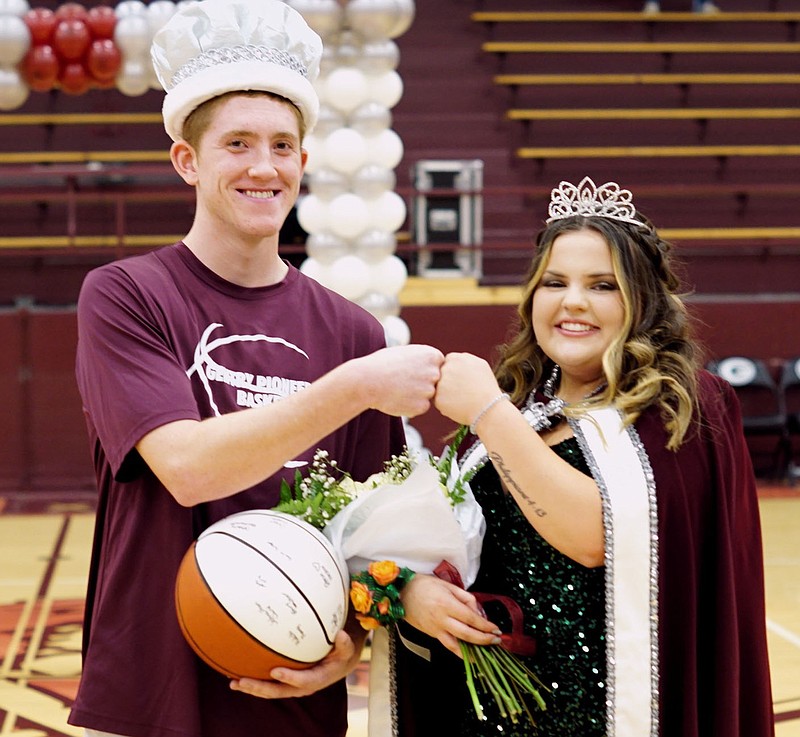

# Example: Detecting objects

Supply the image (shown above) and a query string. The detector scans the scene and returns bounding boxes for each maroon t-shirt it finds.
[69,243,404,737]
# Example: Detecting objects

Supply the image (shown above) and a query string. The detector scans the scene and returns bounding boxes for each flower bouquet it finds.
[274,426,546,728]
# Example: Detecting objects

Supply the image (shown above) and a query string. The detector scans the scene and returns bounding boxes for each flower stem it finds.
[460,641,485,721]
[460,642,548,727]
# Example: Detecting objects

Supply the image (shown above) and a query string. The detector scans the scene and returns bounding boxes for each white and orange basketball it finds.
[175,509,349,680]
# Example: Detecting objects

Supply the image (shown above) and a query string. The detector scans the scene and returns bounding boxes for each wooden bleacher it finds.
[493,72,800,86]
[450,4,800,295]
[472,11,800,188]
[515,144,800,159]
[483,41,800,55]
[507,108,800,121]
[0,151,170,164]
[472,11,800,22]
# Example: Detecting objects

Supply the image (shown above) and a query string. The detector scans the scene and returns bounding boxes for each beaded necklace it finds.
[524,364,607,432]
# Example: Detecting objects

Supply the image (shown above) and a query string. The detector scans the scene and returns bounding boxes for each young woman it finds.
[397,178,774,737]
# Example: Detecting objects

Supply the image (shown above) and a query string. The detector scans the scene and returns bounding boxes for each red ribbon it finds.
[433,560,537,657]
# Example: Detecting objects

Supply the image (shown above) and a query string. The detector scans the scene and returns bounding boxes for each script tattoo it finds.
[489,451,547,518]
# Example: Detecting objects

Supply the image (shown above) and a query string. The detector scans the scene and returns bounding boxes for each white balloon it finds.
[116,58,151,97]
[328,193,370,239]
[332,30,363,66]
[148,58,163,90]
[324,67,369,114]
[305,231,350,264]
[366,70,403,108]
[354,229,397,264]
[115,0,148,18]
[318,44,339,77]
[297,193,330,234]
[307,167,349,200]
[365,128,404,169]
[327,255,371,301]
[286,0,343,39]
[313,104,347,137]
[324,127,368,175]
[299,256,330,286]
[356,290,400,320]
[345,0,415,41]
[0,66,28,110]
[301,132,325,174]
[352,164,395,198]
[388,0,415,38]
[349,101,392,136]
[0,15,30,66]
[357,39,400,73]
[382,315,411,347]
[0,0,29,15]
[146,0,177,35]
[370,255,408,297]
[114,15,152,57]
[368,190,407,233]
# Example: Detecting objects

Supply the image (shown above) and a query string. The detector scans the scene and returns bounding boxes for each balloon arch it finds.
[0,0,417,358]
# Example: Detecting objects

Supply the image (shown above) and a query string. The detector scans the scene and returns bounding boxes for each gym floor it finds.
[1,486,798,737]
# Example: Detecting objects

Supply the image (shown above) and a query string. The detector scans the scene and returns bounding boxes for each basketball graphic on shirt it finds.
[175,510,349,680]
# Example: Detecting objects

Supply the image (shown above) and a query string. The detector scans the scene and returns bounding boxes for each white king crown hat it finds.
[151,0,323,142]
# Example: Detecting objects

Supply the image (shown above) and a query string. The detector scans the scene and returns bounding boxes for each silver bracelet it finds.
[469,392,510,435]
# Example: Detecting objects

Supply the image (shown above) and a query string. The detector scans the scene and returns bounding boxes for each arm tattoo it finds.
[489,451,547,518]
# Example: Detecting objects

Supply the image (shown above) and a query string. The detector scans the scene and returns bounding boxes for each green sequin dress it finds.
[459,437,607,736]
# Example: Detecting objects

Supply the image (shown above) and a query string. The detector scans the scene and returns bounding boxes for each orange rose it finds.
[350,581,373,614]
[368,560,400,586]
[356,613,382,630]
[377,597,391,616]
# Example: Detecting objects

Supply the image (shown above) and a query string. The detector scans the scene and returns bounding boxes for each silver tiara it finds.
[546,177,642,227]
[169,44,308,90]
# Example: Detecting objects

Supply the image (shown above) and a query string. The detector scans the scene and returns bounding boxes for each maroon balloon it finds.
[86,6,117,40]
[86,39,121,82]
[20,44,59,92]
[55,2,89,22]
[23,8,57,45]
[53,18,91,61]
[59,61,91,95]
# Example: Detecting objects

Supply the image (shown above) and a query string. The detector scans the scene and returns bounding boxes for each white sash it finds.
[576,408,658,737]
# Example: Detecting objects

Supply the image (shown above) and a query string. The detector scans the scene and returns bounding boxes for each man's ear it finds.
[170,140,199,186]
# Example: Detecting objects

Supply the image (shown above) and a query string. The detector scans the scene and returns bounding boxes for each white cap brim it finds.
[162,59,319,142]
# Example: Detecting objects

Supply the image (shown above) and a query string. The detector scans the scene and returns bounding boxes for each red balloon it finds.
[93,75,118,90]
[55,3,89,22]
[20,44,59,92]
[59,61,91,95]
[86,39,121,82]
[23,8,57,45]
[87,6,117,39]
[53,19,91,61]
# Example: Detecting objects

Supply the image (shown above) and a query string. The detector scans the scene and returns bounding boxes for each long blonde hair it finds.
[495,214,700,450]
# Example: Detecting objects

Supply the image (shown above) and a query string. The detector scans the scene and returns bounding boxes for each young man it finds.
[68,2,443,736]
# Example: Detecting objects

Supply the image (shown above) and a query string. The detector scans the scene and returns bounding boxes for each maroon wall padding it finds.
[0,310,26,491]
[27,308,94,490]
[0,307,94,492]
